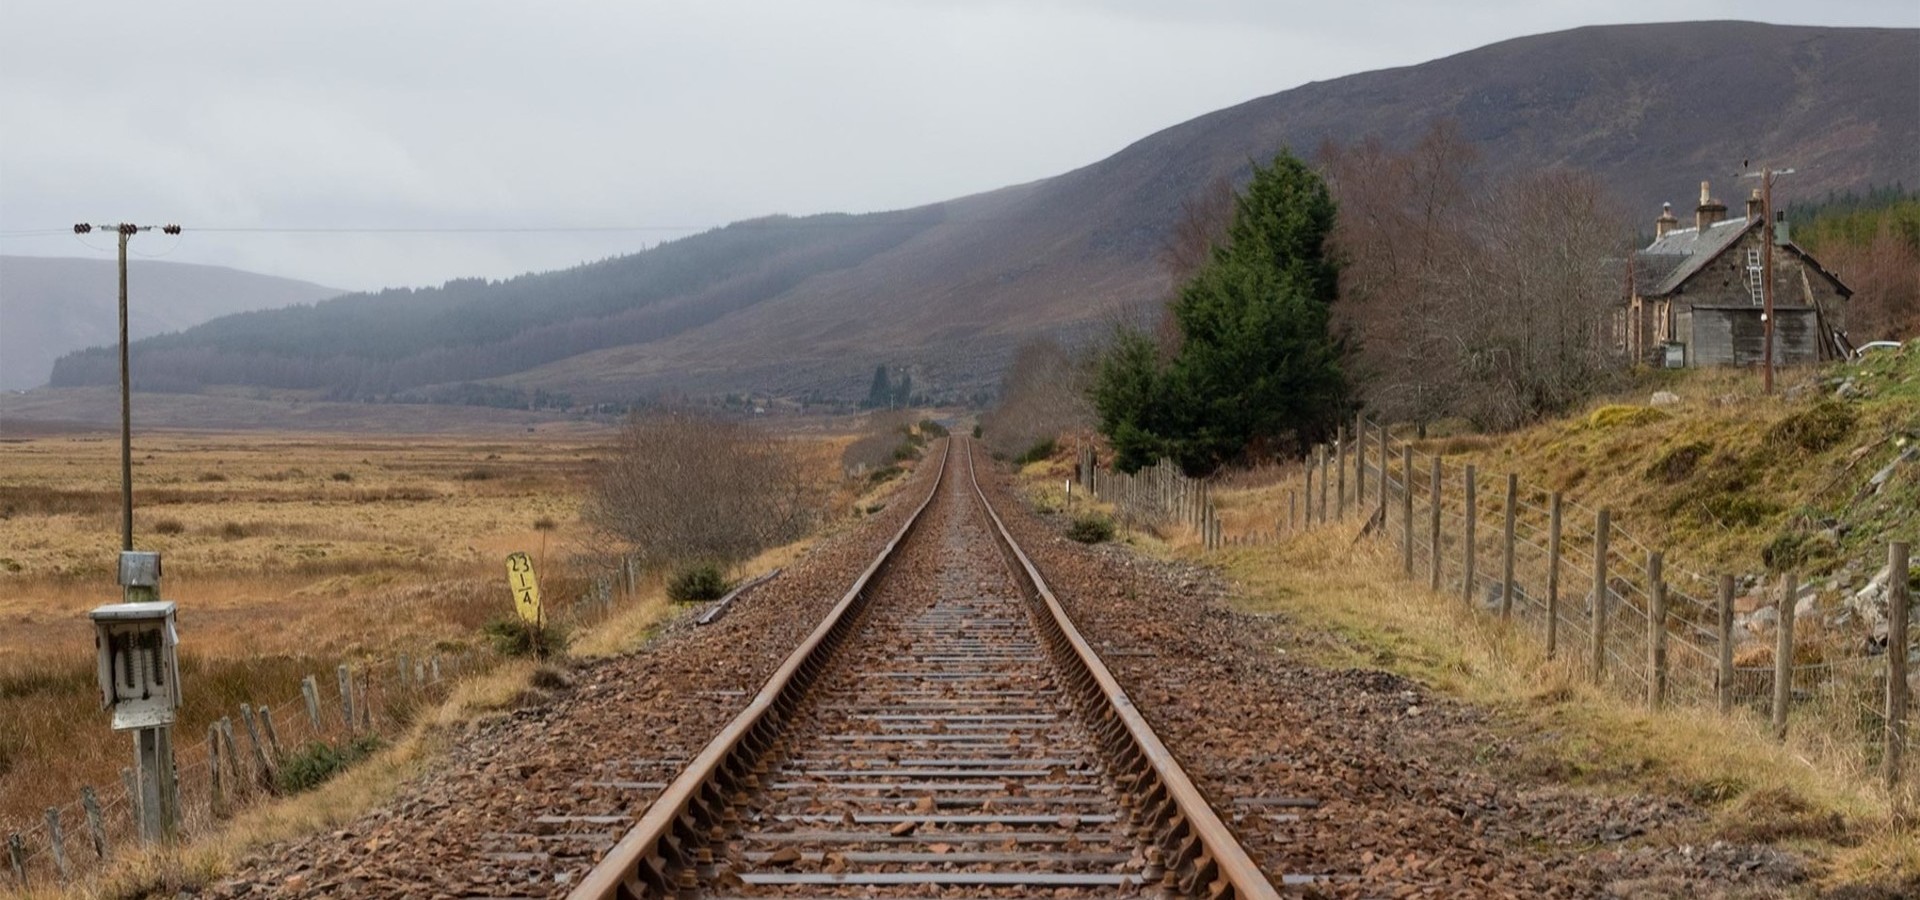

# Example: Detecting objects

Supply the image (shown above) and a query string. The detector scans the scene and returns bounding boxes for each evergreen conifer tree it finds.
[1091,150,1349,473]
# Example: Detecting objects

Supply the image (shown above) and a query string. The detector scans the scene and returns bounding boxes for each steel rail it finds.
[568,440,951,900]
[963,441,1283,899]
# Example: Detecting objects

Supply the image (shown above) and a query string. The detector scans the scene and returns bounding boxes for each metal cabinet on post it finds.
[90,551,181,842]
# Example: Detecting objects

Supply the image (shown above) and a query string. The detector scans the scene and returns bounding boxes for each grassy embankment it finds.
[0,418,899,898]
[1019,346,1919,891]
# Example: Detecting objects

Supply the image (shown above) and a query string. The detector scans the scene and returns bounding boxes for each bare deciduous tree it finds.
[1323,121,1629,431]
[979,337,1093,459]
[1156,176,1238,355]
[1457,169,1629,429]
[1824,220,1920,342]
[583,411,820,568]
[1321,124,1480,430]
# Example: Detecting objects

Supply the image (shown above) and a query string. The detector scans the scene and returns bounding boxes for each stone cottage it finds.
[1622,181,1851,367]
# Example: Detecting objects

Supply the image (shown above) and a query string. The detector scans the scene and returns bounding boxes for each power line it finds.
[5,214,973,237]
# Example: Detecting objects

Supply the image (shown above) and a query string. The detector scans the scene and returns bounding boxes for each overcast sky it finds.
[2,1,1914,293]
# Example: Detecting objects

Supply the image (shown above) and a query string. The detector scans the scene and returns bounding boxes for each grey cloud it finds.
[2,0,1913,291]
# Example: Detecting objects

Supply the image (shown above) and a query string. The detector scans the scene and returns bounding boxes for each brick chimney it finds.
[1695,180,1727,231]
[1655,202,1680,239]
[1746,188,1764,221]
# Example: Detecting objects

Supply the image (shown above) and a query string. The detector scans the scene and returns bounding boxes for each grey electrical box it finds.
[90,600,181,730]
[1662,342,1687,369]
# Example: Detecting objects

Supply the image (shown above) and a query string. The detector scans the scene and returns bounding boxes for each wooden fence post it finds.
[44,807,69,880]
[431,656,442,683]
[218,719,241,795]
[239,705,277,791]
[396,654,410,690]
[1887,542,1910,791]
[1336,428,1349,520]
[1354,416,1367,509]
[1546,493,1562,658]
[1648,551,1668,709]
[1462,465,1478,605]
[1773,572,1797,740]
[118,769,137,831]
[1400,444,1414,578]
[302,675,322,731]
[1303,461,1315,526]
[7,832,25,887]
[207,722,225,816]
[80,786,107,862]
[259,706,283,760]
[1376,422,1390,518]
[337,665,355,734]
[1317,445,1329,524]
[1592,507,1611,682]
[1500,473,1518,620]
[1428,456,1443,592]
[1717,575,1736,714]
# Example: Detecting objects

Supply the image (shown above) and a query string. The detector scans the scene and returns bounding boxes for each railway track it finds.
[569,439,1281,899]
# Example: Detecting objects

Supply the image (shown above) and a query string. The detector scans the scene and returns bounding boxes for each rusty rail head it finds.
[568,440,950,900]
[963,441,1283,900]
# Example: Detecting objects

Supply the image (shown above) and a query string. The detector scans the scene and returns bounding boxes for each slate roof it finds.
[1631,215,1854,301]
[1636,218,1758,296]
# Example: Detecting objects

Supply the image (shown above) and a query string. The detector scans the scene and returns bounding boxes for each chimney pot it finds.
[1747,188,1764,221]
[1695,180,1727,232]
[1655,202,1680,239]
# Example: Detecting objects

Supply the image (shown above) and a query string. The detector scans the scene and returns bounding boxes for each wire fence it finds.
[1081,418,1915,804]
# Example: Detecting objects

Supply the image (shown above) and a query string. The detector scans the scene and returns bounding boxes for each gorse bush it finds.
[1015,439,1057,466]
[277,734,382,794]
[1065,514,1115,544]
[483,615,568,658]
[667,563,731,603]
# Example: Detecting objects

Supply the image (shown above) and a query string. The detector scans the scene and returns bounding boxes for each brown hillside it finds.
[39,21,1919,414]
[509,21,1920,401]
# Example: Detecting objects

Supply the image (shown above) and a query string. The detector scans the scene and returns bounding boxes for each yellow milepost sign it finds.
[506,552,543,625]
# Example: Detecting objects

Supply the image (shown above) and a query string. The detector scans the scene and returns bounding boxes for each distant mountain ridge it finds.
[44,21,1920,407]
[1,257,340,391]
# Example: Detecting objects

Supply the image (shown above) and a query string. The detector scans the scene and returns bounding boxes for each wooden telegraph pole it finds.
[73,222,181,550]
[75,222,184,843]
[1739,165,1793,394]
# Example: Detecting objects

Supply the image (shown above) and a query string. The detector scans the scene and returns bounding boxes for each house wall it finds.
[1687,307,1821,367]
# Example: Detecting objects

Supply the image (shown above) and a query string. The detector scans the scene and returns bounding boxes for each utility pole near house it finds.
[1739,165,1793,394]
[72,222,181,550]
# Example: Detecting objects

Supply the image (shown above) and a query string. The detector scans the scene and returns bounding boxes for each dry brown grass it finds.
[0,431,602,835]
[1203,525,1915,891]
[3,418,879,890]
